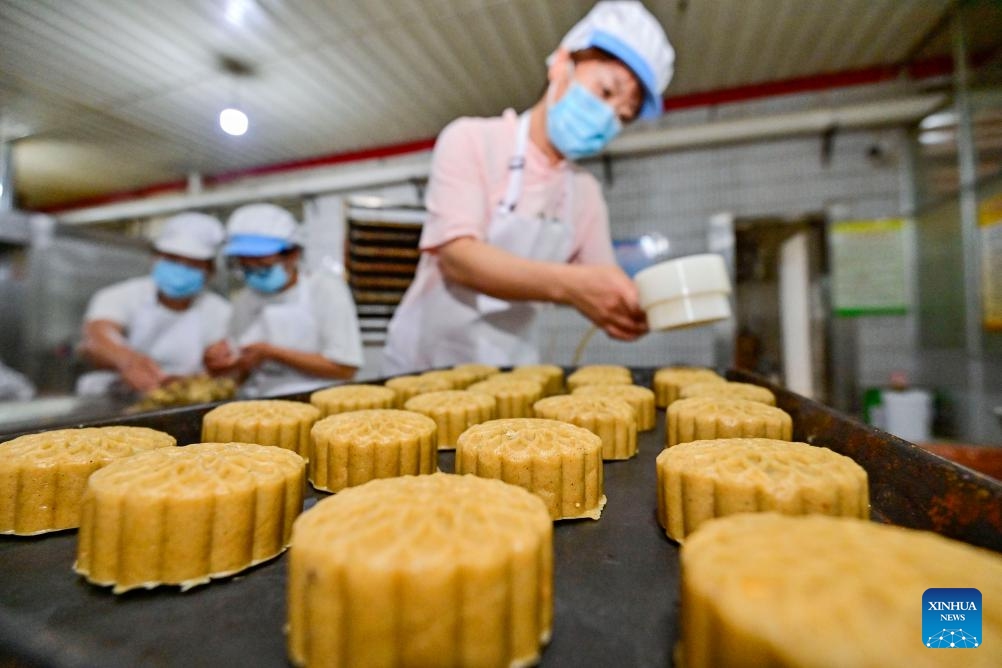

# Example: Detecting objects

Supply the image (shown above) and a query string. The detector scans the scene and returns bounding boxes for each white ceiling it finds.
[1,0,994,209]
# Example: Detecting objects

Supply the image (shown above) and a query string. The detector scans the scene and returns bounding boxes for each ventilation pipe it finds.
[55,93,947,225]
[0,142,31,243]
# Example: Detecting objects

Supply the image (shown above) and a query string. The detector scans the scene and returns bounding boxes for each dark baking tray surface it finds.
[2,368,1000,667]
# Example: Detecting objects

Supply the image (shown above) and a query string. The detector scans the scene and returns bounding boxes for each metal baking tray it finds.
[1,368,1000,667]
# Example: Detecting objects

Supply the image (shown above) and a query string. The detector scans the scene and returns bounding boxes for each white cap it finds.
[153,212,224,260]
[556,1,674,120]
[224,203,302,257]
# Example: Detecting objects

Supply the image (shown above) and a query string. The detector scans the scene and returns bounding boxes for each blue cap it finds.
[557,1,675,120]
[224,234,292,257]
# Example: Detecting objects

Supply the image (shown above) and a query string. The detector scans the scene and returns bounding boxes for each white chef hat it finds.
[224,203,302,257]
[153,212,225,261]
[556,1,675,120]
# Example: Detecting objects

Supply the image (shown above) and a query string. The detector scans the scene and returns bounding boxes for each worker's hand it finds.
[117,351,167,392]
[204,340,240,374]
[237,342,274,373]
[560,265,649,341]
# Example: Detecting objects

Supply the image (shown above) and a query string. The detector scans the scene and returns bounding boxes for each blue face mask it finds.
[546,80,622,161]
[244,263,289,294]
[152,259,205,299]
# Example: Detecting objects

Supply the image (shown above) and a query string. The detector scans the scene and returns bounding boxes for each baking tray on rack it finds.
[1,368,1000,667]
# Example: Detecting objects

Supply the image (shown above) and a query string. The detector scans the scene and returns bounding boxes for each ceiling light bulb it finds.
[219,108,248,136]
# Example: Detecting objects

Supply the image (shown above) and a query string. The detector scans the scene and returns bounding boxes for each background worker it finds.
[204,203,363,397]
[77,212,230,395]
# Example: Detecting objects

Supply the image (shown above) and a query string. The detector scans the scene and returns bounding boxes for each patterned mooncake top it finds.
[385,375,453,394]
[681,512,1002,667]
[311,409,437,445]
[204,400,320,424]
[669,396,790,422]
[86,442,304,496]
[679,381,775,405]
[310,384,396,408]
[1,426,176,465]
[458,418,602,456]
[403,390,496,413]
[467,377,544,398]
[534,395,636,422]
[292,472,551,560]
[572,384,655,403]
[657,438,865,490]
[653,367,724,386]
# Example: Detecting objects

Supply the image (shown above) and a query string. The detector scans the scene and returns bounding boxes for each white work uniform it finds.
[384,113,582,374]
[230,270,364,398]
[77,276,232,395]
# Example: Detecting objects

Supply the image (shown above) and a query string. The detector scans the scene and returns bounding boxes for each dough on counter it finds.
[0,426,176,535]
[679,380,776,406]
[403,390,496,450]
[201,399,320,460]
[309,384,396,417]
[566,365,633,391]
[572,383,657,431]
[678,513,1002,668]
[456,418,605,520]
[385,374,454,407]
[467,376,544,419]
[287,473,553,668]
[75,442,305,594]
[667,396,792,447]
[309,409,437,493]
[656,438,869,541]
[533,395,637,460]
[652,367,725,408]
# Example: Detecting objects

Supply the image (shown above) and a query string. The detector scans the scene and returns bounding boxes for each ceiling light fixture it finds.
[219,107,249,136]
[919,111,956,131]
[216,54,256,138]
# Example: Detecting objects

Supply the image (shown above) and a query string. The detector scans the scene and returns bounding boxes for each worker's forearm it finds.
[436,238,572,304]
[265,346,357,380]
[79,321,137,371]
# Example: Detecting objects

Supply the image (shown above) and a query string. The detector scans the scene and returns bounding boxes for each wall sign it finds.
[831,218,908,316]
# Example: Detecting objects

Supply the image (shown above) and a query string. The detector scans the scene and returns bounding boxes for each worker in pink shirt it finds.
[384,1,675,374]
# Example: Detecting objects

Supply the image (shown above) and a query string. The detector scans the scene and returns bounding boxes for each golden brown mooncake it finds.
[509,364,565,396]
[678,513,1002,668]
[566,365,633,392]
[201,399,320,460]
[666,396,792,447]
[0,426,176,536]
[533,395,637,460]
[679,380,776,406]
[467,376,544,419]
[75,442,305,593]
[309,409,437,493]
[456,418,605,520]
[652,366,725,408]
[385,374,454,407]
[451,363,501,383]
[656,438,869,542]
[572,383,657,431]
[403,390,496,450]
[287,473,553,668]
[309,384,397,417]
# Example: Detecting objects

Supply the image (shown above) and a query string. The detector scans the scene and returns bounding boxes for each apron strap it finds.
[497,113,532,215]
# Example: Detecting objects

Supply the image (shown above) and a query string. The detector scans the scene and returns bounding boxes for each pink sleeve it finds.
[419,119,489,251]
[570,175,616,266]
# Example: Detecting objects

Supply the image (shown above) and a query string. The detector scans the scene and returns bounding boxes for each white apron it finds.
[75,297,205,396]
[238,278,329,398]
[384,113,575,374]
